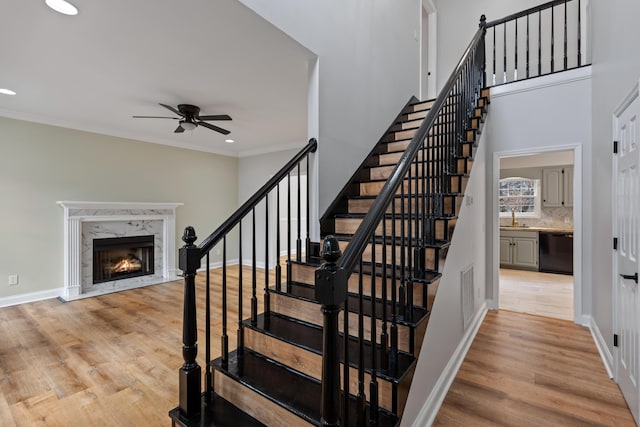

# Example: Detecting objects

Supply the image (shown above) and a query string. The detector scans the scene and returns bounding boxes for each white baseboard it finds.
[586,314,614,379]
[0,288,63,308]
[412,302,488,427]
[197,258,240,273]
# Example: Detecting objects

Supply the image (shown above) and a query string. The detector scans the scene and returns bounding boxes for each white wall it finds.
[0,117,238,300]
[401,127,488,426]
[434,0,559,91]
[237,0,421,214]
[590,0,640,355]
[484,69,592,314]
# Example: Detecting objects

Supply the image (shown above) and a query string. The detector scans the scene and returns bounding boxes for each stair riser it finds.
[214,369,313,427]
[347,195,461,217]
[408,100,435,113]
[390,119,424,132]
[270,293,417,354]
[370,161,469,181]
[243,327,412,414]
[360,176,466,197]
[334,217,451,241]
[378,144,474,166]
[291,263,433,308]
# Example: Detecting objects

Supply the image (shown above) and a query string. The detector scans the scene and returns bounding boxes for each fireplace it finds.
[93,235,155,284]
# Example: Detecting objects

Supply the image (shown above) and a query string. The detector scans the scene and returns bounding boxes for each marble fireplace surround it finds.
[57,201,183,301]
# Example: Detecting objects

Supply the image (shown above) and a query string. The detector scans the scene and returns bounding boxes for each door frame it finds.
[490,144,584,324]
[611,80,640,412]
[420,0,437,100]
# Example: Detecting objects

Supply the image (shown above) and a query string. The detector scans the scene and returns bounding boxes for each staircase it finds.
[169,15,489,427]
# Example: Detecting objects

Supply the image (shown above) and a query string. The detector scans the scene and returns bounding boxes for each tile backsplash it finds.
[500,206,573,229]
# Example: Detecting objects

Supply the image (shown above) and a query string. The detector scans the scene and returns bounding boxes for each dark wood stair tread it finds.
[213,350,398,427]
[246,312,416,380]
[168,394,266,427]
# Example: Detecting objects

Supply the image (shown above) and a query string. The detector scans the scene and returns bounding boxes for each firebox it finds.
[93,235,154,284]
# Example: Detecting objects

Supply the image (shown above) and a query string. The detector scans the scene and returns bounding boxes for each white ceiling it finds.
[500,150,575,169]
[0,0,314,157]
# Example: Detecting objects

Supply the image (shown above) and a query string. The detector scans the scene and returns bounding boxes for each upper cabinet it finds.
[542,166,573,208]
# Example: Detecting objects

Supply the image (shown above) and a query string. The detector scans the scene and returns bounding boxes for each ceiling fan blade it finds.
[159,103,182,116]
[174,125,185,133]
[132,115,179,119]
[198,114,232,121]
[198,121,230,135]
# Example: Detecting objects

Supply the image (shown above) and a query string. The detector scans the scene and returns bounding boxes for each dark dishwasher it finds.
[539,232,573,275]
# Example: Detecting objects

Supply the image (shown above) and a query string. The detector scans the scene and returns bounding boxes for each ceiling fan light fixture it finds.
[45,0,78,16]
[181,121,197,131]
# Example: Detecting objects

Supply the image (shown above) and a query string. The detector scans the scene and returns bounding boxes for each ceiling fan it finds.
[133,103,232,135]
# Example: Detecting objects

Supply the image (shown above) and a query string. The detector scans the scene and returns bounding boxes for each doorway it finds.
[492,146,583,323]
[420,0,437,100]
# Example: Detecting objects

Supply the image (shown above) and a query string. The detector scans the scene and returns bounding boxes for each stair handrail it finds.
[485,0,571,27]
[199,138,318,254]
[339,21,486,275]
[175,137,317,420]
[314,16,487,426]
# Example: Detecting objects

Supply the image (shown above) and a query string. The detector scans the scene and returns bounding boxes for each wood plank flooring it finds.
[0,265,263,427]
[1,268,633,426]
[499,268,573,321]
[434,310,635,426]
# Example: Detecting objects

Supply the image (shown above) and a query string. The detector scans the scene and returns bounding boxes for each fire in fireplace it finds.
[93,235,154,284]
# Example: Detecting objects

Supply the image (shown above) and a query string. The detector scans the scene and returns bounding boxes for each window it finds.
[499,177,540,218]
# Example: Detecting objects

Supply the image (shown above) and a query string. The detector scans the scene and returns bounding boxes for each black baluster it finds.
[492,26,496,85]
[276,184,282,291]
[296,163,302,263]
[238,223,243,358]
[315,236,347,427]
[306,154,311,263]
[380,215,389,372]
[251,208,257,326]
[178,226,201,419]
[369,236,379,427]
[514,19,518,81]
[356,259,366,427]
[222,236,229,367]
[577,0,582,66]
[538,11,542,76]
[287,173,292,290]
[503,22,507,83]
[343,274,350,427]
[526,13,530,78]
[563,0,568,70]
[205,251,212,400]
[390,192,398,376]
[551,5,555,72]
[265,196,270,318]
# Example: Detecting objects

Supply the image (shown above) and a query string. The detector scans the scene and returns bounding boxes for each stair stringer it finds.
[399,120,490,427]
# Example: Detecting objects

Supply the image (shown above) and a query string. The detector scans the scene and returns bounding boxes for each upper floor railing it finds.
[485,0,588,86]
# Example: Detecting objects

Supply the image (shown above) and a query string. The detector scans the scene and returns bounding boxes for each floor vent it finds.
[461,265,475,330]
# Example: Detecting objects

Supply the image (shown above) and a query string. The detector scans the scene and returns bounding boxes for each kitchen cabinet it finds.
[500,230,539,270]
[542,166,573,207]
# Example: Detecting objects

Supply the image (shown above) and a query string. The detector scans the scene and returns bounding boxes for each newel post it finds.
[178,226,202,418]
[315,236,347,427]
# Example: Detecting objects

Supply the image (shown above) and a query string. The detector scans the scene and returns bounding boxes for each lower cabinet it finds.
[500,230,539,270]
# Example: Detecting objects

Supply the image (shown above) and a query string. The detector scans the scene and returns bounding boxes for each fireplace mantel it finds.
[57,201,183,301]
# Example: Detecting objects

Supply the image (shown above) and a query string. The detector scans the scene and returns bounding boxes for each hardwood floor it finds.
[1,268,633,426]
[434,310,635,426]
[0,265,263,427]
[499,268,573,321]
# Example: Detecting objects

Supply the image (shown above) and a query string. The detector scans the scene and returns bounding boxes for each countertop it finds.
[500,226,574,233]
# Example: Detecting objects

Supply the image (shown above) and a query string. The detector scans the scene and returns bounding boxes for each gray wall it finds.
[0,117,238,299]
[402,127,488,426]
[590,0,640,354]
[237,0,421,214]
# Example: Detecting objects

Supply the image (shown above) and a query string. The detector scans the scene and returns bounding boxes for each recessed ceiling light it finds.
[0,88,16,96]
[225,139,235,144]
[45,0,78,16]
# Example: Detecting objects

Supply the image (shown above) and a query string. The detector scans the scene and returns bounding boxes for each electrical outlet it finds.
[8,275,18,286]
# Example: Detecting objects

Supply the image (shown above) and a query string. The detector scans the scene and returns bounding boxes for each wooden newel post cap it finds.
[315,235,347,306]
[179,226,201,274]
[479,14,486,27]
